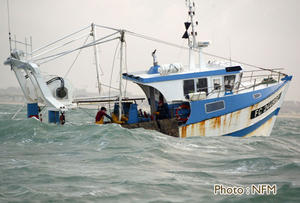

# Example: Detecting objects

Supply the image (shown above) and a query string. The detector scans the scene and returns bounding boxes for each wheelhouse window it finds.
[183,79,195,96]
[224,75,236,91]
[196,78,208,93]
[213,78,221,90]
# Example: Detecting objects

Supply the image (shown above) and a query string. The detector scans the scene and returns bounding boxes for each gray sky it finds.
[1,0,300,100]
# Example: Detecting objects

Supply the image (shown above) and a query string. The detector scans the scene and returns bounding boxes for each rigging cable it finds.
[31,33,90,60]
[28,21,281,73]
[201,51,285,75]
[176,40,186,63]
[11,103,25,120]
[123,29,284,74]
[37,36,119,65]
[95,24,121,32]
[108,41,120,110]
[101,83,119,90]
[34,31,119,63]
[125,30,190,52]
[64,34,90,78]
[123,41,128,97]
[31,25,91,54]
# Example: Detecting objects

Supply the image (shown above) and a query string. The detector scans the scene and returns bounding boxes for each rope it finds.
[95,24,121,32]
[101,83,119,90]
[11,103,25,120]
[123,41,128,97]
[31,33,89,60]
[28,21,282,73]
[176,40,186,63]
[108,41,120,110]
[31,25,91,54]
[125,30,190,51]
[64,34,90,78]
[124,29,285,74]
[37,36,119,65]
[97,49,104,75]
[202,51,284,74]
[33,31,119,62]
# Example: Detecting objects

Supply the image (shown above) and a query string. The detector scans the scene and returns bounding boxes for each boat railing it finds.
[9,35,33,60]
[241,68,286,87]
[192,68,287,99]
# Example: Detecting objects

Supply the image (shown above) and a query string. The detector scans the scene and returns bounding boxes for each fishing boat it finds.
[4,0,292,138]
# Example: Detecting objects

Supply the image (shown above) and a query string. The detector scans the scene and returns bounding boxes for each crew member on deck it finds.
[60,112,65,125]
[95,107,113,124]
[156,94,168,120]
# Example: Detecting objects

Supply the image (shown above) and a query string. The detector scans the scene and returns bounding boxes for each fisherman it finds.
[138,109,143,117]
[156,94,168,120]
[95,107,113,124]
[143,111,149,118]
[38,106,42,121]
[60,112,65,125]
[111,107,128,124]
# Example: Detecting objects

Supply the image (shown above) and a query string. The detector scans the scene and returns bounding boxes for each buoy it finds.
[176,104,190,122]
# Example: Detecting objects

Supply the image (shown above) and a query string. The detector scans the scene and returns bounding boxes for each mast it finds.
[187,0,197,49]
[118,31,125,121]
[183,0,209,71]
[187,0,196,71]
[6,0,12,55]
[91,23,102,95]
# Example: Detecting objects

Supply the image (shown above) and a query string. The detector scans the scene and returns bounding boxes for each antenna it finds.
[7,0,12,54]
[183,0,197,71]
[183,0,209,70]
[187,0,197,48]
[228,38,232,66]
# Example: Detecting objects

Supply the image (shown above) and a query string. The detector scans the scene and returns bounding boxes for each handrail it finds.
[191,71,285,99]
[243,74,280,78]
[243,68,284,72]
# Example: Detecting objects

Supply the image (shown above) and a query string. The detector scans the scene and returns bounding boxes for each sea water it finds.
[0,104,299,202]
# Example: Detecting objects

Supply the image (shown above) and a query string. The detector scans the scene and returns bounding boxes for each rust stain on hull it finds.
[228,112,233,127]
[210,116,221,130]
[223,115,227,128]
[230,110,241,127]
[191,124,195,136]
[199,121,205,136]
[181,126,187,138]
[215,116,221,129]
[234,110,241,119]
